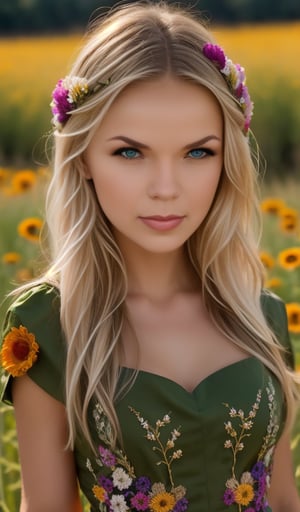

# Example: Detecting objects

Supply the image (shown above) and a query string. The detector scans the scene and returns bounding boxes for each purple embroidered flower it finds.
[251,461,266,479]
[98,475,114,493]
[98,445,117,466]
[223,488,235,505]
[135,476,151,493]
[130,492,150,510]
[244,508,255,512]
[173,497,189,511]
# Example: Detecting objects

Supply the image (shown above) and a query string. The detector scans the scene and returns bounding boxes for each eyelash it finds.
[112,146,215,159]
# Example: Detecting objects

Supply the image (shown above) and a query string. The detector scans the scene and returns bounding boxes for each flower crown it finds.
[50,76,110,131]
[50,44,253,133]
[202,43,253,133]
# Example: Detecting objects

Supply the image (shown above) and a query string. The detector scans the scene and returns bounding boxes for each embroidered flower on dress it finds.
[86,403,188,512]
[0,325,39,377]
[222,376,280,511]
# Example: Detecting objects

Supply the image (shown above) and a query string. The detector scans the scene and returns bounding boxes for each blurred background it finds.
[0,1,299,510]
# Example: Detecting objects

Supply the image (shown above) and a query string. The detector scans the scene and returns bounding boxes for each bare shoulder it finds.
[12,375,82,511]
[268,429,300,511]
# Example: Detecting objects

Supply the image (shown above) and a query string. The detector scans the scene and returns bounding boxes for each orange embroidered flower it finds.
[234,483,254,506]
[149,491,176,512]
[0,325,39,377]
[92,485,107,503]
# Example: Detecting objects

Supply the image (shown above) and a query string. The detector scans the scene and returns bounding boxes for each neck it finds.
[121,245,200,303]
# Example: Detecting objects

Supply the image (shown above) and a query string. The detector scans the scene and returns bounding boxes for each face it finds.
[85,76,223,258]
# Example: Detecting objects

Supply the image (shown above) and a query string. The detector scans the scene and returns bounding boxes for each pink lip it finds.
[139,215,184,231]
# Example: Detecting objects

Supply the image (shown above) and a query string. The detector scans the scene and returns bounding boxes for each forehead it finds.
[94,76,223,141]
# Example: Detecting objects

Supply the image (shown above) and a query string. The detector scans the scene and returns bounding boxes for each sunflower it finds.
[234,483,254,506]
[259,251,275,269]
[149,492,176,512]
[0,325,39,377]
[18,217,43,242]
[260,198,285,215]
[11,170,37,194]
[278,247,300,270]
[280,217,298,235]
[2,252,21,265]
[265,277,282,289]
[279,207,299,222]
[285,303,300,334]
[15,268,34,283]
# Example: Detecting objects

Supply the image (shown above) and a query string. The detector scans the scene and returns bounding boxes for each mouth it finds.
[138,215,185,231]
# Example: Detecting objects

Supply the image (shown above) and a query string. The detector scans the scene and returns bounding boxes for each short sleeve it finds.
[260,289,294,369]
[0,283,66,405]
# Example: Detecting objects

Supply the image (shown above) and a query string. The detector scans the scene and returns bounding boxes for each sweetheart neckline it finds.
[121,356,262,395]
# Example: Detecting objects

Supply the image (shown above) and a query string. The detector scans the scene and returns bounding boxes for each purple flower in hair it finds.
[203,42,254,133]
[203,43,226,70]
[50,75,89,130]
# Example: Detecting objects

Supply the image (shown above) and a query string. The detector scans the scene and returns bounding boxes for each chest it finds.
[121,298,249,393]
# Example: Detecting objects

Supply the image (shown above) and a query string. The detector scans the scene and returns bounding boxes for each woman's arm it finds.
[268,429,300,512]
[12,374,82,512]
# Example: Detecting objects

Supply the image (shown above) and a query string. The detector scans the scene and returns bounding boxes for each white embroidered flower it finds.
[163,414,171,423]
[172,450,183,459]
[226,478,238,490]
[110,494,129,512]
[241,472,254,485]
[229,408,237,417]
[242,421,253,430]
[224,440,232,448]
[112,467,132,491]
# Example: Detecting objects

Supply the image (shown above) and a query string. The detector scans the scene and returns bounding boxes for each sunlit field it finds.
[0,21,300,511]
[0,22,300,171]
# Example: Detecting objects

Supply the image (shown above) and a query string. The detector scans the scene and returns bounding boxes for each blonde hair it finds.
[42,1,298,451]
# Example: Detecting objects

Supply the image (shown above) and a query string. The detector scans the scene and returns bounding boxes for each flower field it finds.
[0,21,300,510]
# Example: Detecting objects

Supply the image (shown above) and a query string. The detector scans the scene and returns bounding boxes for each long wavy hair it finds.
[38,1,298,451]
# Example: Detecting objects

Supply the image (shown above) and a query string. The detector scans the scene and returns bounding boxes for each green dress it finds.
[0,284,294,512]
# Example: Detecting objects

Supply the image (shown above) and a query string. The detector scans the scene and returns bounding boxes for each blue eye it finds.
[188,148,206,159]
[115,147,140,159]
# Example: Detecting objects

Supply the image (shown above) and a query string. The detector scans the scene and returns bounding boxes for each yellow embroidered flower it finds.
[234,483,254,506]
[18,217,43,242]
[0,325,39,377]
[259,251,275,269]
[92,485,107,502]
[11,170,37,194]
[260,198,285,215]
[286,303,300,334]
[278,247,300,270]
[2,252,21,265]
[149,492,176,512]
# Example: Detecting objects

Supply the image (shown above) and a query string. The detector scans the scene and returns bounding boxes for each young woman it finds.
[1,2,299,511]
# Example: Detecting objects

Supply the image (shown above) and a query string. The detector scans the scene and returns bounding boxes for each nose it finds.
[147,159,180,200]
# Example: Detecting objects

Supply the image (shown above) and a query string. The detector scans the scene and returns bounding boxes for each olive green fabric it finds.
[0,284,294,511]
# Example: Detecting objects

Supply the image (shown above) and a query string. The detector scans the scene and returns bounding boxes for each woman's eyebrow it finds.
[107,134,221,149]
[107,135,149,149]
